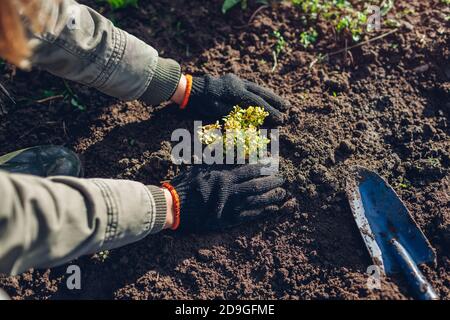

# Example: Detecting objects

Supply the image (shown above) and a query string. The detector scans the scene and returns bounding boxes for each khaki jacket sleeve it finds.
[29,0,181,105]
[0,171,167,276]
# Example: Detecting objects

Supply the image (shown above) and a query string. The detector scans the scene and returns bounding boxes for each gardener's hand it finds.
[167,164,286,232]
[171,74,289,123]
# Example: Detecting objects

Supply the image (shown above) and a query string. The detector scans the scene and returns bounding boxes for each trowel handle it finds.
[391,239,439,300]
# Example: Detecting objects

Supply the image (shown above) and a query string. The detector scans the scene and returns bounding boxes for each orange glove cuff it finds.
[161,182,181,230]
[180,74,193,110]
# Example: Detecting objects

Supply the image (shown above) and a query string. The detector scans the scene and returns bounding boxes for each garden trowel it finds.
[346,166,438,300]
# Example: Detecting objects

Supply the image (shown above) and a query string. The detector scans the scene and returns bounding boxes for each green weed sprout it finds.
[272,30,286,71]
[101,0,139,10]
[198,106,270,158]
[395,177,411,190]
[300,28,318,48]
[291,0,391,43]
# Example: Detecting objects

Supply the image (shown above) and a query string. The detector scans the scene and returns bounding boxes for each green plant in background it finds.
[380,0,395,16]
[63,81,86,111]
[291,0,394,43]
[100,0,139,10]
[272,30,286,71]
[292,0,322,19]
[198,106,270,158]
[336,12,367,42]
[396,176,411,190]
[300,28,318,48]
[427,157,441,168]
[222,0,269,14]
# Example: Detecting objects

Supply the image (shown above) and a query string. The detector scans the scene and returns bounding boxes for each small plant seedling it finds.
[272,30,286,71]
[427,157,441,168]
[384,18,401,28]
[336,12,367,42]
[300,28,318,48]
[291,0,396,43]
[198,106,270,159]
[70,97,86,111]
[291,0,321,20]
[396,176,412,190]
[380,0,395,16]
[63,81,86,111]
[100,0,139,10]
[389,42,399,49]
[41,89,57,99]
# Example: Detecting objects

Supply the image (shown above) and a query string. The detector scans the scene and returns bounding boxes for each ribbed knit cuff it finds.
[146,185,168,234]
[190,76,206,97]
[140,57,182,106]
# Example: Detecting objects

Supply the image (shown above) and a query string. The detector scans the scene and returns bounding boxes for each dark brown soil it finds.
[0,0,449,300]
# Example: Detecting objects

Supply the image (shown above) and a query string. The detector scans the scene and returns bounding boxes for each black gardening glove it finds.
[187,74,289,123]
[171,164,286,232]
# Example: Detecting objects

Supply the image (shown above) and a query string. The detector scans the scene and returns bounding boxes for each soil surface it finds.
[0,0,449,299]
